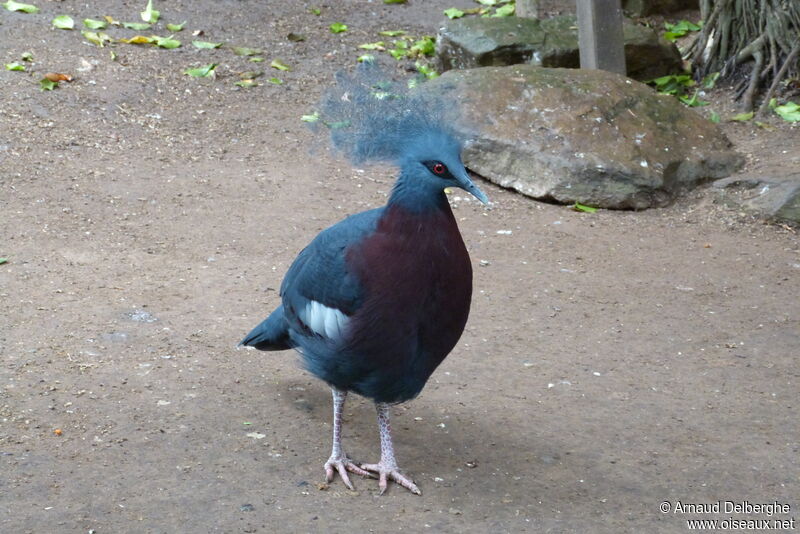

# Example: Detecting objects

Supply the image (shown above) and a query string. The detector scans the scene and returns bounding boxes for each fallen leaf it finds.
[119,35,154,44]
[384,0,406,3]
[5,62,25,71]
[2,1,39,13]
[270,59,290,71]
[329,22,348,34]
[83,18,108,30]
[53,429,63,436]
[246,432,265,439]
[140,0,159,23]
[103,15,120,26]
[358,41,385,50]
[52,15,75,30]
[774,101,800,122]
[268,77,282,84]
[309,7,321,15]
[0,258,7,265]
[248,57,265,63]
[287,32,305,42]
[82,30,112,47]
[122,21,151,30]
[443,7,465,19]
[572,202,597,213]
[21,52,33,61]
[232,46,262,56]
[301,111,320,123]
[239,70,263,79]
[153,35,181,49]
[730,111,754,122]
[378,30,405,36]
[166,21,186,32]
[44,72,73,82]
[192,40,222,49]
[235,79,258,88]
[40,78,58,91]
[184,63,217,77]
[358,54,375,63]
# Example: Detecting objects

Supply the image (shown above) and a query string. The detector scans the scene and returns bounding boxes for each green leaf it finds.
[287,32,305,42]
[329,22,348,34]
[40,78,58,91]
[122,21,151,30]
[444,7,465,19]
[301,111,320,123]
[357,53,376,63]
[52,15,75,30]
[184,63,218,77]
[235,79,258,88]
[140,0,160,23]
[83,18,108,30]
[2,1,39,13]
[192,40,222,49]
[410,36,436,57]
[166,21,186,31]
[415,61,438,79]
[5,62,25,71]
[358,41,385,50]
[0,258,7,265]
[268,77,283,84]
[378,30,405,37]
[239,70,263,80]
[309,7,321,15]
[709,110,720,123]
[270,59,290,71]
[82,30,112,47]
[153,35,181,49]
[249,57,265,62]
[384,0,406,3]
[21,52,33,61]
[774,101,800,122]
[492,4,515,16]
[389,48,408,60]
[573,202,597,213]
[232,46,262,56]
[730,111,754,122]
[678,90,708,107]
[701,72,719,89]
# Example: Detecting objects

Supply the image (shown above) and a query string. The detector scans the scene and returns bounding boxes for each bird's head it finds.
[314,64,488,205]
[399,130,488,205]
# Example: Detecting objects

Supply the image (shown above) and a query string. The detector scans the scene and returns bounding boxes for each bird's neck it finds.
[387,172,449,213]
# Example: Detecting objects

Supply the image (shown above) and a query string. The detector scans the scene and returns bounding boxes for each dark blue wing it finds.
[241,207,383,350]
[281,207,382,317]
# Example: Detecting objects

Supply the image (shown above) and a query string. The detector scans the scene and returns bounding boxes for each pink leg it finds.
[361,402,421,495]
[324,387,370,489]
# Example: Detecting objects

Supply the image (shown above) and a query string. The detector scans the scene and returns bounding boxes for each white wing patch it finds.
[301,300,349,340]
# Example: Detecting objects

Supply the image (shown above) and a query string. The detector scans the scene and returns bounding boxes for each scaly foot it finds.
[324,454,371,490]
[361,461,421,495]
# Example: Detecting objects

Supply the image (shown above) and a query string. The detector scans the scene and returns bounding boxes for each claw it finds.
[361,462,421,495]
[324,456,371,490]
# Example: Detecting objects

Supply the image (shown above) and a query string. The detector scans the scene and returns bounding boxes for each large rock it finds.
[713,171,800,224]
[623,0,698,17]
[426,65,743,209]
[436,15,682,82]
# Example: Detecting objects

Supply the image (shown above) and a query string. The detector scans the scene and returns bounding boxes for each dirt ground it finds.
[1,1,798,533]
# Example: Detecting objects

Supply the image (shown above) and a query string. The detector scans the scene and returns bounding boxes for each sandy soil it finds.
[1,1,798,533]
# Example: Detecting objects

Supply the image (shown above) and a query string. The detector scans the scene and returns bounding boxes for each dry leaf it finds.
[44,72,73,82]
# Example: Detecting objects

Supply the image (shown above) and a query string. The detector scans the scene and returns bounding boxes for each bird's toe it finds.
[361,462,421,495]
[324,455,371,490]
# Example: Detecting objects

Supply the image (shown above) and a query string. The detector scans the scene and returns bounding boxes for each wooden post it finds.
[516,0,541,19]
[576,0,627,75]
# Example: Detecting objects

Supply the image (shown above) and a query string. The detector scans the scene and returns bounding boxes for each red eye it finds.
[433,163,445,174]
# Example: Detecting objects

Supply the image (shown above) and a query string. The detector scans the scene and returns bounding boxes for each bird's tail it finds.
[240,304,292,351]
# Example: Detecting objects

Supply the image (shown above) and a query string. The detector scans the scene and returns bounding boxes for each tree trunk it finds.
[689,0,800,112]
